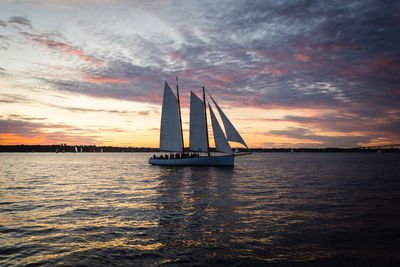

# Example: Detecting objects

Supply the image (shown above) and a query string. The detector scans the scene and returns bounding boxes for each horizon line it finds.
[1,144,400,149]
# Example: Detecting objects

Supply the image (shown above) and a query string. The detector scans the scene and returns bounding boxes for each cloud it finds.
[268,126,371,148]
[16,1,398,110]
[191,0,400,108]
[285,105,400,132]
[4,1,400,111]
[0,118,70,136]
[0,34,9,50]
[0,118,100,145]
[43,102,154,117]
[8,16,31,27]
[83,75,130,84]
[19,31,102,64]
[257,108,400,147]
[37,59,166,103]
[1,1,399,147]
[7,114,47,121]
[0,93,33,104]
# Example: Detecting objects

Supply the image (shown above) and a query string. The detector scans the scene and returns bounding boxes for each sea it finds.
[1,152,399,266]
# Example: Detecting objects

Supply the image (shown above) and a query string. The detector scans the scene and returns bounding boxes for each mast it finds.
[203,86,210,157]
[176,76,184,153]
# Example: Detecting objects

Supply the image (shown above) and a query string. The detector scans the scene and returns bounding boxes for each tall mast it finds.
[203,86,210,157]
[176,76,184,153]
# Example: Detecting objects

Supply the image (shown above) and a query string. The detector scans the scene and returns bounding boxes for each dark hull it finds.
[148,155,234,166]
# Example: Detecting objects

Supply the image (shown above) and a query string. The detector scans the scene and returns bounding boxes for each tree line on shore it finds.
[0,145,158,153]
[0,145,398,153]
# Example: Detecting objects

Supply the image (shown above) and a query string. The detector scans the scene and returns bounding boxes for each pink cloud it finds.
[294,54,310,61]
[265,68,283,75]
[84,75,130,84]
[20,32,102,64]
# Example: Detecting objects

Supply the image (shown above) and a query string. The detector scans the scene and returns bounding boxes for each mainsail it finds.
[208,103,232,154]
[209,94,248,148]
[189,92,208,152]
[159,81,183,152]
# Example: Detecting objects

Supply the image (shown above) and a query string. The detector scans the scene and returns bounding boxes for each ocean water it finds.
[0,152,399,266]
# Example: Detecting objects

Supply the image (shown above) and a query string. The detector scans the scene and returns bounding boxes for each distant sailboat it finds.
[149,81,250,166]
[75,146,78,153]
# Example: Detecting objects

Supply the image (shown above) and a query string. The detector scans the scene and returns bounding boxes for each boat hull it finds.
[148,155,234,166]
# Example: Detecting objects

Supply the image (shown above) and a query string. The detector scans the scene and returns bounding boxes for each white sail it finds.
[160,81,183,152]
[189,92,208,152]
[209,94,248,148]
[208,103,232,154]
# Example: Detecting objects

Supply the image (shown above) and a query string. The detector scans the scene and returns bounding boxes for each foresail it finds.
[208,103,232,154]
[209,94,248,148]
[189,92,208,152]
[160,81,183,152]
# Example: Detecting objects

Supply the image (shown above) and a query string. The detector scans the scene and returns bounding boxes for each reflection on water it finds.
[0,152,400,266]
[154,167,238,265]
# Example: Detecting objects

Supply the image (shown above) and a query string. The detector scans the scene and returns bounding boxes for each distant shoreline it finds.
[0,145,398,153]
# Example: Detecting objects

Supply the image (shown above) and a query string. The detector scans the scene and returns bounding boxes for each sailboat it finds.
[149,81,249,166]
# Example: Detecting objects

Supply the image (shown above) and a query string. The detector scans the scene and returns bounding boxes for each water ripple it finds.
[1,152,400,266]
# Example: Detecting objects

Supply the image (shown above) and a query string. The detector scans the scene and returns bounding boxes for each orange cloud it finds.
[0,133,46,145]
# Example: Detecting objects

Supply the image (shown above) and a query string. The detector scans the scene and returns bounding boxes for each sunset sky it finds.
[1,0,399,148]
